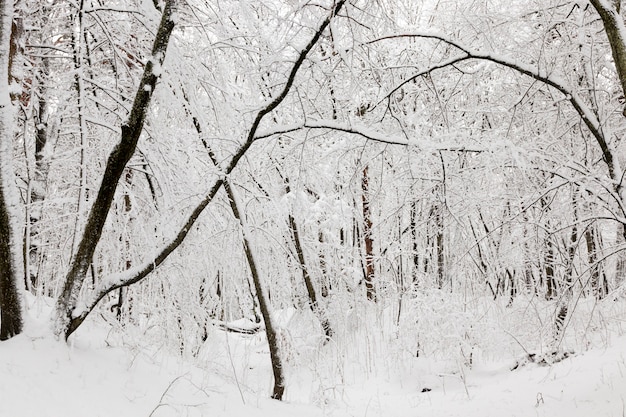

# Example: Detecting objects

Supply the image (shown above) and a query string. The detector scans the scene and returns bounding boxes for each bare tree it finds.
[64,0,348,344]
[53,0,178,339]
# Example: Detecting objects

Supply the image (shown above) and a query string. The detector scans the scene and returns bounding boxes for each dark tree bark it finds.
[185,92,286,398]
[66,0,347,341]
[111,170,134,322]
[544,237,556,300]
[410,200,419,284]
[589,1,626,285]
[540,195,557,300]
[318,230,330,298]
[25,57,52,291]
[590,0,626,114]
[23,0,55,291]
[434,206,444,289]
[54,0,178,339]
[288,213,333,340]
[0,202,22,340]
[229,185,285,400]
[362,166,376,301]
[586,223,608,299]
[0,0,23,341]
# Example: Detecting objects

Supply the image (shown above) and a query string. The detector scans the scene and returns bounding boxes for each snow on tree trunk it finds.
[362,165,376,301]
[66,0,347,340]
[591,0,626,116]
[0,0,24,341]
[53,0,178,340]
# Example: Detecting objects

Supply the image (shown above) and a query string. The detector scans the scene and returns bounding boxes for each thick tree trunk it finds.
[0,0,24,341]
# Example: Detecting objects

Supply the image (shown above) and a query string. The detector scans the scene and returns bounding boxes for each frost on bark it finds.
[53,0,177,340]
[0,0,24,341]
[26,57,52,290]
[361,166,376,301]
[586,223,608,299]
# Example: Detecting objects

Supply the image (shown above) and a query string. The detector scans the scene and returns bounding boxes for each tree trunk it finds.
[69,0,88,258]
[318,230,330,298]
[362,166,376,301]
[615,223,626,288]
[410,200,419,285]
[186,97,285,398]
[225,183,285,400]
[54,0,177,339]
[586,223,608,299]
[435,204,444,289]
[288,213,333,340]
[544,237,557,300]
[65,0,347,338]
[25,57,52,292]
[590,0,626,115]
[0,0,24,341]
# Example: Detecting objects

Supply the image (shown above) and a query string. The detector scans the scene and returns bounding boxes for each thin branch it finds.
[68,0,348,334]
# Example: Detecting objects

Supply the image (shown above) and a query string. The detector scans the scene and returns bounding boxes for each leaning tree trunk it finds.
[287,212,333,340]
[53,0,177,339]
[227,184,285,400]
[0,0,24,341]
[273,168,333,340]
[64,0,347,340]
[590,0,626,284]
[590,0,626,112]
[185,97,285,399]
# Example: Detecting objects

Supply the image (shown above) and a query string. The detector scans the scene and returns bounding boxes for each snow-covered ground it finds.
[2,295,625,417]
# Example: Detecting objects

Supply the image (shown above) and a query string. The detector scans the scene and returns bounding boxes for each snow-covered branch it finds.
[58,0,179,339]
[256,119,485,152]
[367,31,616,181]
[68,0,349,333]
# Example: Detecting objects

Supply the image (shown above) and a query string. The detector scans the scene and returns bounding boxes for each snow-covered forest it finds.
[1,0,626,415]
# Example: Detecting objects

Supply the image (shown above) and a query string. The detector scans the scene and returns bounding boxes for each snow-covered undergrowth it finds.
[2,291,625,416]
